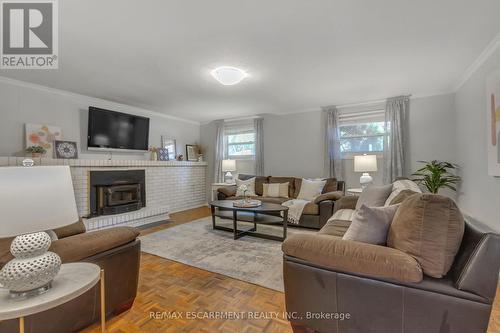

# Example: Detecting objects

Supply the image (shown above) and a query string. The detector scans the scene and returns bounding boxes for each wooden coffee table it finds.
[209,200,289,241]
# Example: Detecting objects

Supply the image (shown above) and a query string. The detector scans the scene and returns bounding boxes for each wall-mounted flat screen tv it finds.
[87,107,150,151]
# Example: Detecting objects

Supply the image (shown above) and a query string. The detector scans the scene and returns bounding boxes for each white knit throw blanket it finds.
[281,199,310,224]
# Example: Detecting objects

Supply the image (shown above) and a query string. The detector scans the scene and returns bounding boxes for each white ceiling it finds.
[1,0,500,123]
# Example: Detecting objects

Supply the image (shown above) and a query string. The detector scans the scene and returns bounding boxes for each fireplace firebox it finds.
[89,170,146,217]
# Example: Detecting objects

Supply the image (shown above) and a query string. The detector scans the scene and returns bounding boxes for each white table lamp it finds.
[0,166,79,298]
[354,155,378,189]
[222,159,236,183]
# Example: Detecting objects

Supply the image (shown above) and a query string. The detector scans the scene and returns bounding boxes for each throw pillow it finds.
[297,178,327,201]
[388,189,419,205]
[355,184,393,210]
[235,177,256,196]
[343,204,400,245]
[384,179,422,206]
[387,193,465,278]
[263,182,289,198]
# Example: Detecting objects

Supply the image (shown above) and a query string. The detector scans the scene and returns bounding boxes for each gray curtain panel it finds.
[383,96,409,183]
[254,118,264,176]
[323,106,343,180]
[213,120,225,183]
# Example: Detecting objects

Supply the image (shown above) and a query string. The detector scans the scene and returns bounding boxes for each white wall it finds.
[0,79,200,159]
[455,47,500,232]
[263,111,325,178]
[200,93,456,195]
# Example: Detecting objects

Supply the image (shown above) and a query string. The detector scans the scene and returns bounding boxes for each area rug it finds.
[140,217,315,292]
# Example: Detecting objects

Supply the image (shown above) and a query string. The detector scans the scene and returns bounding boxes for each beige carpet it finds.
[140,217,315,292]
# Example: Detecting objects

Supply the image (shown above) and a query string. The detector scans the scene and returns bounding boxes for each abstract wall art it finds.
[487,69,500,176]
[25,123,62,158]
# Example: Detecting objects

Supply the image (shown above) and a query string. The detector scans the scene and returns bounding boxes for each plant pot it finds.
[31,153,42,158]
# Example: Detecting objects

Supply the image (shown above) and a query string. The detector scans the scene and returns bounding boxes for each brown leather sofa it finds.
[217,174,345,229]
[0,221,141,333]
[282,196,500,333]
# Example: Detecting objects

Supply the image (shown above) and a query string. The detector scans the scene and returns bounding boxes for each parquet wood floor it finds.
[81,206,500,333]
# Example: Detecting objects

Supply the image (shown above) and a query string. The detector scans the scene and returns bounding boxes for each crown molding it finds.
[454,32,500,92]
[0,76,200,125]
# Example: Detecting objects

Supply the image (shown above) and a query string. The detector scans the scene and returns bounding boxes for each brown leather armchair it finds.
[282,218,500,333]
[0,225,141,333]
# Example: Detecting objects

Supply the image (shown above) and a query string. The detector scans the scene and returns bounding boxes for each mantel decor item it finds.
[158,148,169,161]
[186,144,198,161]
[25,123,62,158]
[354,154,378,189]
[54,140,78,159]
[161,136,176,161]
[25,145,47,158]
[411,160,461,194]
[222,159,236,183]
[0,166,79,298]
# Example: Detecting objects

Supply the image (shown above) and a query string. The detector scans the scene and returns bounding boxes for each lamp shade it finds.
[354,155,378,172]
[0,166,79,237]
[222,159,236,172]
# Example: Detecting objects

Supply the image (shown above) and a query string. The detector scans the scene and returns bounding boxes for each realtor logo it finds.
[1,0,58,69]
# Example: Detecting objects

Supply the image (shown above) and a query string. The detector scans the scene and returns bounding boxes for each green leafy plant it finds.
[412,160,461,194]
[25,146,47,154]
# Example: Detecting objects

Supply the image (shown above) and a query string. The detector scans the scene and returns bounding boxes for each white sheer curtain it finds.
[254,118,264,176]
[383,96,409,183]
[213,120,225,183]
[323,106,343,180]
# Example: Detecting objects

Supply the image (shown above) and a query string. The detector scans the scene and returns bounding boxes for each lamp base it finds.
[360,172,373,189]
[224,171,234,183]
[0,232,61,297]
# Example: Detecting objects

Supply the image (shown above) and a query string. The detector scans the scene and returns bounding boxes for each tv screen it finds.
[87,107,150,151]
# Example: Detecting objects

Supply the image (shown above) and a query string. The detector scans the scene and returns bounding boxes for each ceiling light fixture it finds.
[211,66,249,86]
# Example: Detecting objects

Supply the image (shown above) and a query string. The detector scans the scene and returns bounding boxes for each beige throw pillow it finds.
[387,193,465,278]
[384,179,422,206]
[235,177,256,196]
[263,182,289,198]
[343,204,400,245]
[297,179,327,201]
[355,184,393,210]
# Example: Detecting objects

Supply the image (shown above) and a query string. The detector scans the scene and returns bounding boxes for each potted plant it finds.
[26,146,47,158]
[411,160,461,194]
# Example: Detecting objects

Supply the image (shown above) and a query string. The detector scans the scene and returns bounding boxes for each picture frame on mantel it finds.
[185,145,198,161]
[161,136,176,161]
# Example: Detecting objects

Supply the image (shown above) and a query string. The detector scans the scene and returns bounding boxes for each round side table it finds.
[0,263,106,333]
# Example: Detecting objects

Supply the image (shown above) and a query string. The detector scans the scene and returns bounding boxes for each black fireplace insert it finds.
[89,170,146,217]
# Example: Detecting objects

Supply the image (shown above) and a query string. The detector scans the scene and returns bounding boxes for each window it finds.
[227,132,255,157]
[339,121,386,153]
[224,121,255,159]
[337,106,387,155]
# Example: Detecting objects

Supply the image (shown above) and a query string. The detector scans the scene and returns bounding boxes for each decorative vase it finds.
[151,151,158,161]
[0,232,61,296]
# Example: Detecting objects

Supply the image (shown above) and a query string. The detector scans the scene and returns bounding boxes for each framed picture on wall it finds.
[186,144,198,161]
